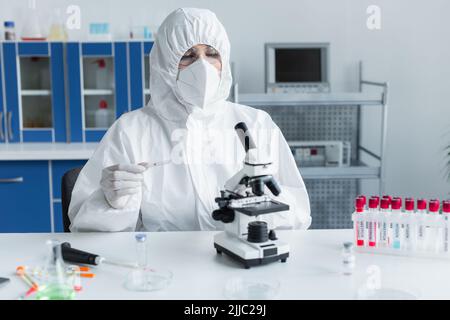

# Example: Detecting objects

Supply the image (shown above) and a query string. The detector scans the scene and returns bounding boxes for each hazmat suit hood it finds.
[148,8,233,121]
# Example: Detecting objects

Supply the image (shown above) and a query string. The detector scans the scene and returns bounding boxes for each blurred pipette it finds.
[97,257,138,269]
[138,160,171,193]
[60,163,171,268]
[61,243,138,269]
[139,160,171,169]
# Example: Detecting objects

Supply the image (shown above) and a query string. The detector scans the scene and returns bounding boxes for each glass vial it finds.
[135,234,148,269]
[342,242,355,275]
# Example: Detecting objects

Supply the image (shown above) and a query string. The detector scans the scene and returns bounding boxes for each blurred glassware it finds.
[129,25,154,40]
[88,22,112,41]
[48,8,68,41]
[124,234,173,292]
[21,0,46,41]
[224,276,280,300]
[33,240,76,300]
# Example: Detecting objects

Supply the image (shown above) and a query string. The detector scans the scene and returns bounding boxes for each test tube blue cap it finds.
[4,21,15,27]
[135,233,147,242]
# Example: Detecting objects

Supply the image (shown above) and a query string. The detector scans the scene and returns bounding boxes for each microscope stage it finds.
[235,200,289,216]
[214,232,289,269]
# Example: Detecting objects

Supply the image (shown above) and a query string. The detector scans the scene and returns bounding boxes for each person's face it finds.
[178,44,222,72]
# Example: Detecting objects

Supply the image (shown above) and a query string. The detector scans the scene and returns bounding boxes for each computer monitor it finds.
[265,43,330,93]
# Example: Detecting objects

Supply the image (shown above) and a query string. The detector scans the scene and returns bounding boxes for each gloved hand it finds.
[100,163,148,209]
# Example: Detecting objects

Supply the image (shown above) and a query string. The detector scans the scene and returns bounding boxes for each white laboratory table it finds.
[0,230,450,300]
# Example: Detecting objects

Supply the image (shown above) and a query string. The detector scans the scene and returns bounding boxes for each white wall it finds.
[1,0,449,199]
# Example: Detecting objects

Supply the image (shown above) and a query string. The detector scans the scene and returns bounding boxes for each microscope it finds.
[212,122,290,269]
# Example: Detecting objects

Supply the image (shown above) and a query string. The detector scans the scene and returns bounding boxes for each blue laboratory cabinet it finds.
[0,41,154,143]
[0,40,153,232]
[0,160,86,233]
[0,161,51,232]
[0,46,4,143]
[67,42,129,142]
[129,41,153,110]
[1,42,68,143]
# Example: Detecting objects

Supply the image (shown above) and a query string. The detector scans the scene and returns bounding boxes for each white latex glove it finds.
[100,163,148,209]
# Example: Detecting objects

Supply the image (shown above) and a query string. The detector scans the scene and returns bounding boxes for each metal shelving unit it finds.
[298,161,381,180]
[234,62,389,195]
[236,92,383,107]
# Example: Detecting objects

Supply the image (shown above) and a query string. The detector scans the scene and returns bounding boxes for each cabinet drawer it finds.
[0,161,51,232]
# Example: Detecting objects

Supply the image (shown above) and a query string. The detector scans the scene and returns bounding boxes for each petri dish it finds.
[356,287,419,300]
[224,276,280,300]
[124,267,173,292]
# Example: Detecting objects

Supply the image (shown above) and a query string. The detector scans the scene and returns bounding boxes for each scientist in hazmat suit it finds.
[68,8,311,232]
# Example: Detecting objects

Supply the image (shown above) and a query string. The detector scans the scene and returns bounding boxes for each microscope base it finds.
[214,232,289,269]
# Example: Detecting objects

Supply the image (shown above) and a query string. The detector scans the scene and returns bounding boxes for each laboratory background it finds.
[0,0,448,232]
[0,0,449,301]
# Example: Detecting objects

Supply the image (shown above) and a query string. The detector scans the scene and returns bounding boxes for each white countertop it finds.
[0,143,97,160]
[0,230,449,300]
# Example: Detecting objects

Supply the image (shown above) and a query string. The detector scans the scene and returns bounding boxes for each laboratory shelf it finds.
[238,92,383,107]
[234,64,389,197]
[299,161,380,180]
[21,90,52,96]
[83,89,115,95]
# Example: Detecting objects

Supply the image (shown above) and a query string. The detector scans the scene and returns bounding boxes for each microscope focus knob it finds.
[269,230,278,241]
[247,221,269,243]
[212,208,235,223]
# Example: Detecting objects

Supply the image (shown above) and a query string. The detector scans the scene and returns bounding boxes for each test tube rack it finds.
[351,196,450,260]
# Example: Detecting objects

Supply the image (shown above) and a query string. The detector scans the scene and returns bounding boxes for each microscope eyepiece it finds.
[234,122,249,132]
[234,122,256,152]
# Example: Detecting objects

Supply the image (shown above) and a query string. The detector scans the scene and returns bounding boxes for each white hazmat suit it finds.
[69,8,311,232]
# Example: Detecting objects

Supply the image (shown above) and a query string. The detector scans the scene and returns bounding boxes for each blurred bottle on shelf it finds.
[48,8,68,41]
[4,21,16,40]
[129,25,155,40]
[91,58,114,89]
[95,59,107,89]
[149,25,158,40]
[88,22,112,41]
[95,100,112,128]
